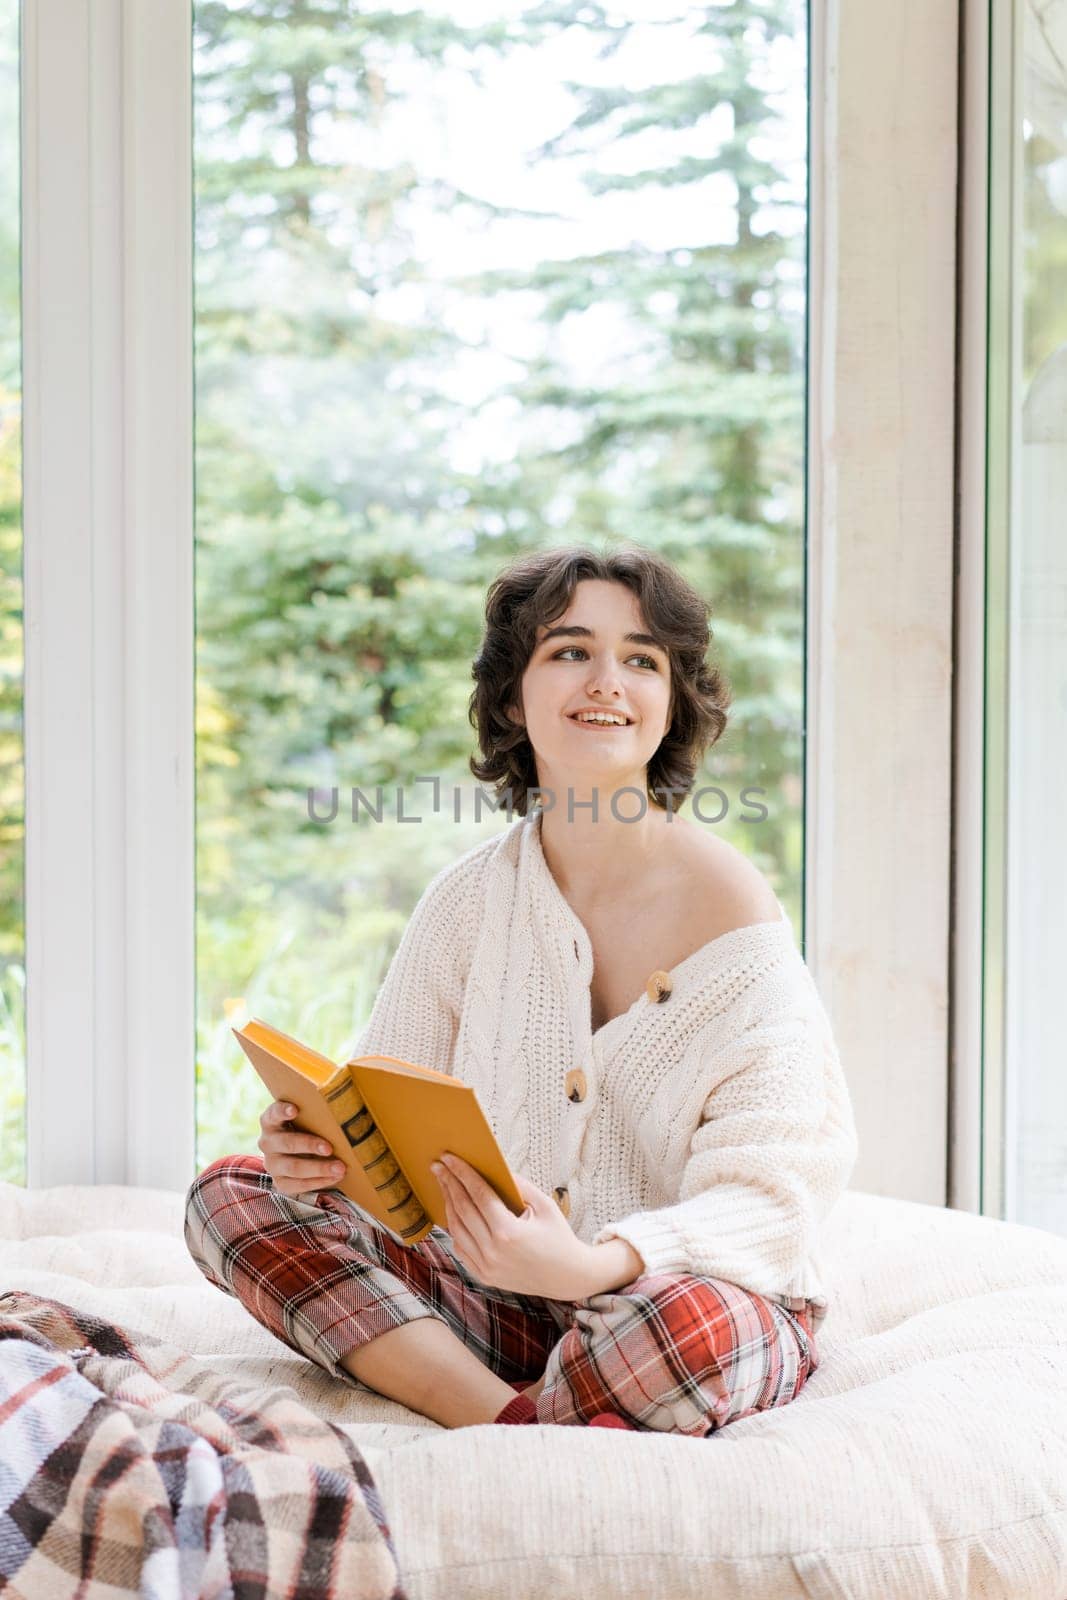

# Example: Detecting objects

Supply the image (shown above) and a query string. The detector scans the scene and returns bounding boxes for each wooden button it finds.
[646,969,673,1003]
[565,1068,587,1103]
[553,1185,571,1217]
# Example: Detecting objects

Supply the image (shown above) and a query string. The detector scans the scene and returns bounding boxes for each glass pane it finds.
[0,1,24,1186]
[999,0,1067,1233]
[192,0,809,1165]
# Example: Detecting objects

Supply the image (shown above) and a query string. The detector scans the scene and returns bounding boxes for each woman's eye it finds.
[554,647,658,669]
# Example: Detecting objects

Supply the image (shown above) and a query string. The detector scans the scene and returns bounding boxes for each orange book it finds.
[232,1017,527,1245]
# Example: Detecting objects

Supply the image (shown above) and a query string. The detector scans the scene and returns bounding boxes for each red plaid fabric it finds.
[0,1288,403,1599]
[185,1155,819,1437]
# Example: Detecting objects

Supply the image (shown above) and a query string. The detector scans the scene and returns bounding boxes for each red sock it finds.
[493,1391,539,1425]
[588,1410,637,1430]
[495,1389,636,1429]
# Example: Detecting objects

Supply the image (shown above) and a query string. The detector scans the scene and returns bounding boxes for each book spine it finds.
[324,1069,430,1243]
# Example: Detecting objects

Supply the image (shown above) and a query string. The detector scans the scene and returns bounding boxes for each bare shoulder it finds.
[669,821,783,941]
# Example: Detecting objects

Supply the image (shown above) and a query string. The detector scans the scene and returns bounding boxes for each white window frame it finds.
[22,0,195,1190]
[953,0,995,1218]
[19,0,963,1200]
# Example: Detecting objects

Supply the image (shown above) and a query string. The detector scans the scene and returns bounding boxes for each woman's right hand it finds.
[257,1100,348,1199]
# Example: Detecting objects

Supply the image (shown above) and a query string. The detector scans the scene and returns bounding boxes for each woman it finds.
[185,544,858,1435]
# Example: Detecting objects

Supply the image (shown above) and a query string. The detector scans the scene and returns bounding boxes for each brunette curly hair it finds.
[467,544,731,816]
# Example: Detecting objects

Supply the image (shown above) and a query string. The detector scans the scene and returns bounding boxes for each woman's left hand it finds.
[431,1152,596,1301]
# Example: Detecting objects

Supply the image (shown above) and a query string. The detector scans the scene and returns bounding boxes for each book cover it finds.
[231,1018,527,1246]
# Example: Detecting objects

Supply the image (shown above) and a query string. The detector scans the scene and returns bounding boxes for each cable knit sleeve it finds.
[346,848,485,1076]
[590,953,859,1295]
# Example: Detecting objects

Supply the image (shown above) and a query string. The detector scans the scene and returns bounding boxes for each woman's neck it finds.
[535,802,686,908]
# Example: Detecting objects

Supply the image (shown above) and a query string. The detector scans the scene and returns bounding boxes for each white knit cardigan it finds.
[350,806,859,1331]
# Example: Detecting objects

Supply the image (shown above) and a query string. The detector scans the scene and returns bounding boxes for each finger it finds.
[514,1175,547,1214]
[258,1130,330,1160]
[264,1100,298,1129]
[441,1155,513,1232]
[257,1132,323,1158]
[282,1133,336,1159]
[436,1164,493,1254]
[275,1157,346,1184]
[274,1160,345,1187]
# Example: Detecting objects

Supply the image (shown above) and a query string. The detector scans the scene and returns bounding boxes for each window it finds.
[191,1,811,1164]
[985,0,1067,1233]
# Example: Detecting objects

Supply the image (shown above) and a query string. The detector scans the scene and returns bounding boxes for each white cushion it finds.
[1,1181,1065,1599]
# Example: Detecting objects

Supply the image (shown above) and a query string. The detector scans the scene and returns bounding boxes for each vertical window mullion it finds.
[122,0,195,1192]
[22,0,194,1190]
[950,0,992,1217]
[23,0,114,1186]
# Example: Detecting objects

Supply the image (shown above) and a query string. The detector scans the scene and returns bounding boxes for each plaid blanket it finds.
[0,1290,406,1599]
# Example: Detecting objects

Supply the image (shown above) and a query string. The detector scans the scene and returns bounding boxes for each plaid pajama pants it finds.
[184,1154,820,1437]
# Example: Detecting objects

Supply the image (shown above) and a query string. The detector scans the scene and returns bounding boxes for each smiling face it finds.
[510,579,674,801]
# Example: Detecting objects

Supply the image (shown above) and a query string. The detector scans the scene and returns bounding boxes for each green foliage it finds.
[1023,131,1067,382]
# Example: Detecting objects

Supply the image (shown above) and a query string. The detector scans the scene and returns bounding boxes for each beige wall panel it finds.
[807,0,959,1203]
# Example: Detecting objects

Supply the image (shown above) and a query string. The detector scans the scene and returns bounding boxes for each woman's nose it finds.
[585,654,625,692]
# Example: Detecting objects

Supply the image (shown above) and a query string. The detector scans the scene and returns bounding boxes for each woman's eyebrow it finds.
[539,625,666,652]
